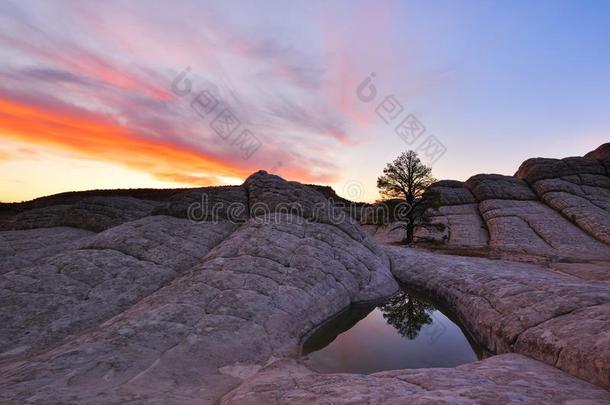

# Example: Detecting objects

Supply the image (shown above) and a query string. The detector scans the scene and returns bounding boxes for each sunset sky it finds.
[1,0,609,202]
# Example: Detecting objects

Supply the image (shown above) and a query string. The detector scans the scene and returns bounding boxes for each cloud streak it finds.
[0,92,249,185]
[0,0,412,198]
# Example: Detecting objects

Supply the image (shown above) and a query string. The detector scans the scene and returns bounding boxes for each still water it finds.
[301,289,482,374]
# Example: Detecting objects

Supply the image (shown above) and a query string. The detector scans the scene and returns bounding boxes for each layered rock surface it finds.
[156,185,248,222]
[0,216,238,361]
[363,222,408,244]
[516,155,610,245]
[222,354,610,404]
[4,196,159,232]
[406,145,610,392]
[414,180,489,249]
[1,154,609,404]
[0,227,93,274]
[387,247,610,388]
[467,172,610,261]
[414,145,610,262]
[0,172,398,403]
[586,142,610,174]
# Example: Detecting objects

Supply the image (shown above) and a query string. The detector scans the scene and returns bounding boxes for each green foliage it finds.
[376,150,436,243]
[432,222,447,231]
[373,198,407,222]
[412,188,442,225]
[379,291,436,339]
[377,150,435,203]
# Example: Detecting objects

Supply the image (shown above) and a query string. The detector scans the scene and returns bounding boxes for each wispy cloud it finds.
[1,0,444,198]
[0,0,368,188]
[0,91,247,184]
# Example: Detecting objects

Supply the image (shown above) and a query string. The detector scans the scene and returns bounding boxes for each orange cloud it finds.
[0,96,251,185]
[0,95,343,187]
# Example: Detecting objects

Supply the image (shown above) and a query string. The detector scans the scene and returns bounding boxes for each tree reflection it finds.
[379,292,436,339]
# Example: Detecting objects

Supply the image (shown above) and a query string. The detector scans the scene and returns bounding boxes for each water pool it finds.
[301,289,483,374]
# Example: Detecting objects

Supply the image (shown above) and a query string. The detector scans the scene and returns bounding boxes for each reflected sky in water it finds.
[302,292,479,374]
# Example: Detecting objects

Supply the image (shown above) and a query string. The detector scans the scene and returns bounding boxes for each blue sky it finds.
[0,0,608,201]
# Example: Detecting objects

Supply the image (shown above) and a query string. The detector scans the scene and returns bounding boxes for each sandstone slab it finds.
[363,222,408,244]
[550,261,610,282]
[511,154,610,245]
[0,216,237,362]
[479,199,610,261]
[415,203,488,248]
[222,354,610,404]
[7,196,159,232]
[466,174,538,201]
[1,168,608,404]
[516,156,606,184]
[429,180,478,205]
[586,142,610,174]
[531,175,610,245]
[414,181,489,249]
[158,186,248,222]
[0,227,93,274]
[387,246,610,388]
[0,209,397,403]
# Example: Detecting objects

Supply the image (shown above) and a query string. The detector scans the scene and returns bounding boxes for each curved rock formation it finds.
[222,355,610,404]
[0,172,398,403]
[516,156,605,184]
[0,216,238,361]
[413,145,610,262]
[470,173,609,261]
[466,174,538,201]
[387,247,610,388]
[413,180,488,249]
[158,186,248,222]
[1,154,609,403]
[0,227,93,274]
[363,222,408,244]
[6,196,159,232]
[516,155,610,245]
[586,142,610,174]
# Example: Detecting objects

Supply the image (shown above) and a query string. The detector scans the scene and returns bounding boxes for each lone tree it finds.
[377,150,436,243]
[379,291,435,339]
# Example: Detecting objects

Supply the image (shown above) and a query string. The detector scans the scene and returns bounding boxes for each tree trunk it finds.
[405,219,414,244]
[403,193,415,244]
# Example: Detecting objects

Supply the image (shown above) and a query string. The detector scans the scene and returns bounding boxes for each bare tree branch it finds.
[377,150,436,243]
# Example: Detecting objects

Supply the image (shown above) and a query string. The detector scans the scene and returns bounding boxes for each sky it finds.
[0,0,609,202]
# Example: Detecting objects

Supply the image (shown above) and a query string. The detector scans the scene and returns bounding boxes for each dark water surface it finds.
[301,289,483,374]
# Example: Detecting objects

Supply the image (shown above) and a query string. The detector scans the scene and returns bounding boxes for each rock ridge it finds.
[414,143,610,261]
